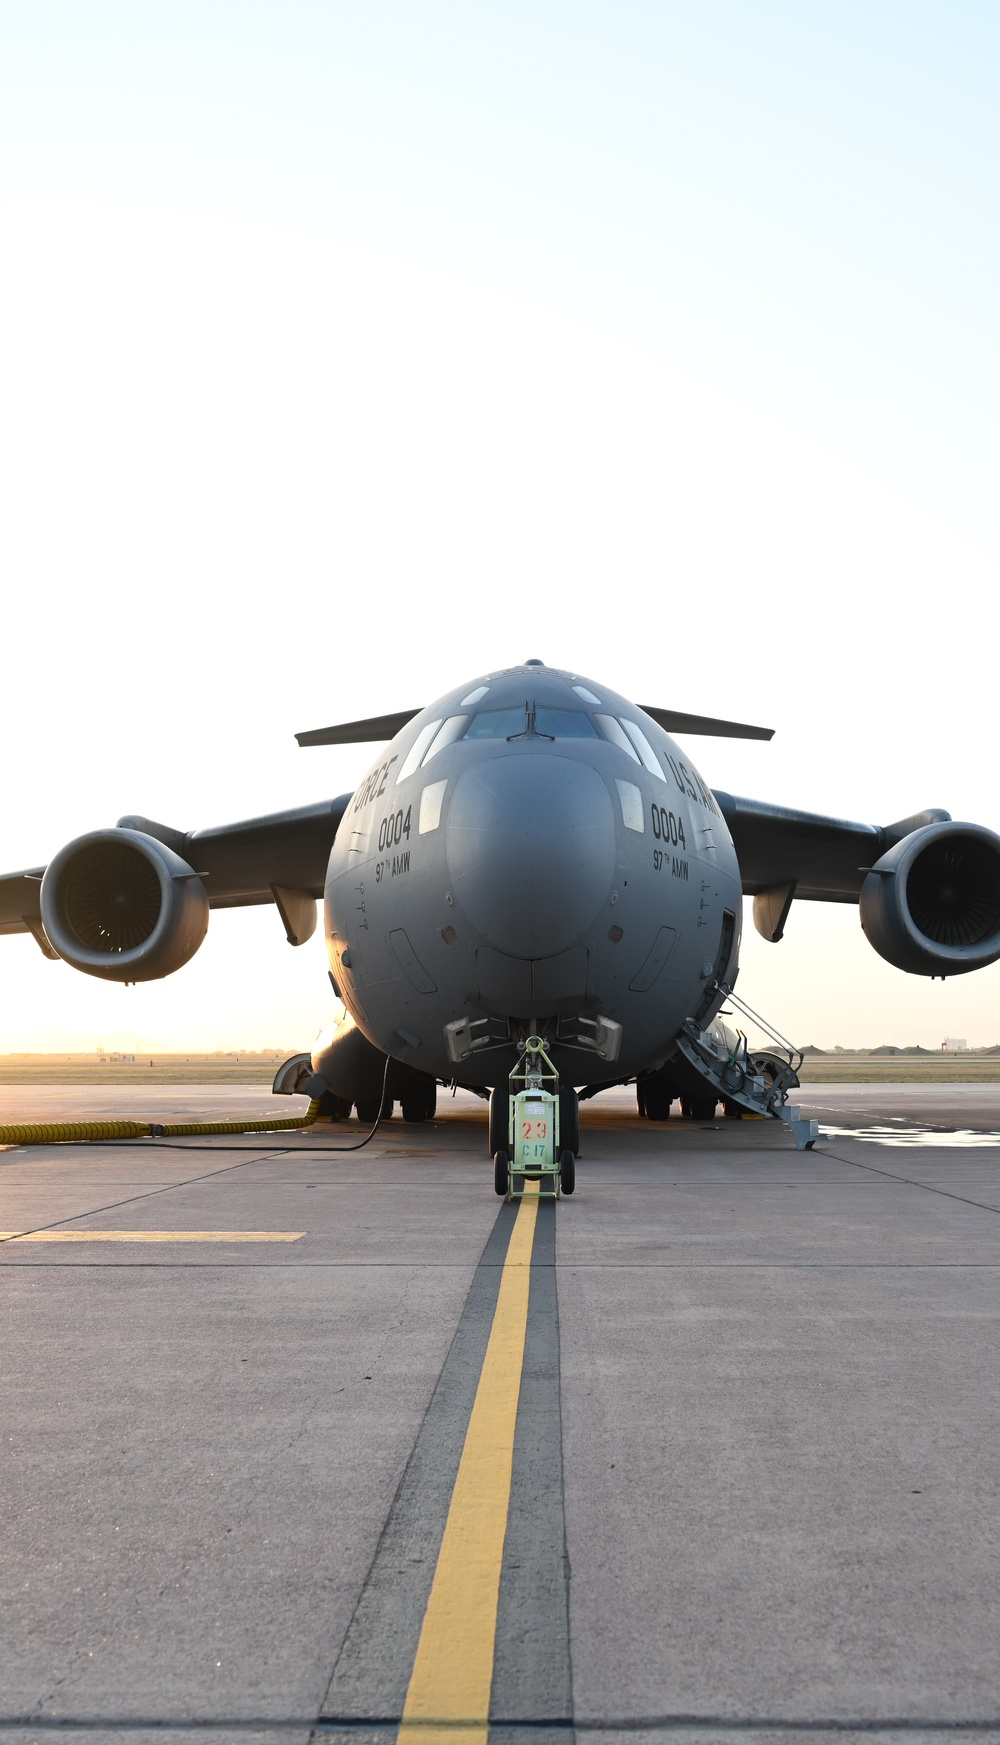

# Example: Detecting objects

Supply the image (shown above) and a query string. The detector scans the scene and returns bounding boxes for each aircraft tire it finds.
[401,1083,436,1122]
[643,1083,673,1121]
[636,1082,647,1117]
[559,1149,576,1195]
[690,1096,719,1120]
[559,1085,580,1154]
[494,1150,510,1196]
[489,1085,509,1157]
[355,1100,381,1123]
[316,1091,352,1120]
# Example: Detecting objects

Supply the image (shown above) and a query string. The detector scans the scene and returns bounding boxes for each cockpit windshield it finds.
[463,707,527,739]
[534,707,599,738]
[463,704,601,740]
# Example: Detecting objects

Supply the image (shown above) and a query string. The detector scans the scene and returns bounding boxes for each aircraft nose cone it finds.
[446,753,616,956]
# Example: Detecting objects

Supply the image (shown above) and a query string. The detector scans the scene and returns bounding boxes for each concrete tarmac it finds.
[2,1084,1000,1744]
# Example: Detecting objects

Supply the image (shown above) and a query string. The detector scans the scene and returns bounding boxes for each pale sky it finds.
[1,2,998,1052]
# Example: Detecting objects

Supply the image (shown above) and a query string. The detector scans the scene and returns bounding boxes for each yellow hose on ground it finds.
[0,1100,322,1147]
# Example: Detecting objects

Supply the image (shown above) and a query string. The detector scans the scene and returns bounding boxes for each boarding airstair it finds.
[673,987,820,1151]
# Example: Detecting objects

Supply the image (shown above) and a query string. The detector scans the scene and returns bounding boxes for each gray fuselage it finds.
[325,664,743,1087]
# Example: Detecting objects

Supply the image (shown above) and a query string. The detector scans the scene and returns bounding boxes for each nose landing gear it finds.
[492,1035,577,1199]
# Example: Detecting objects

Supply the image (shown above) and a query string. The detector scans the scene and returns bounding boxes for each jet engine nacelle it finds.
[40,828,209,982]
[860,821,1000,977]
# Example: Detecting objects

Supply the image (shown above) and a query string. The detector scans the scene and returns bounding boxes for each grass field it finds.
[0,1057,288,1085]
[797,1059,1000,1083]
[1,1055,998,1085]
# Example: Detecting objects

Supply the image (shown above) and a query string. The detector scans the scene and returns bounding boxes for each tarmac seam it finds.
[491,1196,573,1742]
[0,1149,300,1247]
[4,1714,1000,1733]
[313,1202,519,1738]
[6,1261,1000,1272]
[312,1194,573,1745]
[398,1188,540,1739]
[818,1147,1000,1218]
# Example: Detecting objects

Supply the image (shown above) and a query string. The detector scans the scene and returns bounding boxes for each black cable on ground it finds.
[0,1059,398,1153]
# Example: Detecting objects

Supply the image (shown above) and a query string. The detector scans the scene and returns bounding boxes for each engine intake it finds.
[40,828,209,982]
[860,822,1000,976]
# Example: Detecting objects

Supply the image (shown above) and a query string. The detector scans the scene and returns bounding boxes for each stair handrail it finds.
[716,985,804,1074]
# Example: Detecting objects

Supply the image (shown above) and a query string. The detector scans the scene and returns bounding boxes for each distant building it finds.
[942,1037,968,1052]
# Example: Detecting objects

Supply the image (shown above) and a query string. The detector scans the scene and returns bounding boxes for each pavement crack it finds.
[0,1149,295,1248]
[820,1145,1000,1218]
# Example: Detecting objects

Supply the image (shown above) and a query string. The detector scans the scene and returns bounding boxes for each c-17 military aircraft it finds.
[3,661,1000,1168]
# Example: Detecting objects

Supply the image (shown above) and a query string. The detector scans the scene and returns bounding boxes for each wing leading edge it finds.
[714,791,951,940]
[0,796,353,944]
[0,777,952,957]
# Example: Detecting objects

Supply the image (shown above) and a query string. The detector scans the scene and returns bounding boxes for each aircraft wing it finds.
[0,796,352,942]
[0,869,47,939]
[714,790,951,940]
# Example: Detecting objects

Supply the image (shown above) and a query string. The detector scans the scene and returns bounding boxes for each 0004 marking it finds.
[377,805,412,852]
[650,803,687,848]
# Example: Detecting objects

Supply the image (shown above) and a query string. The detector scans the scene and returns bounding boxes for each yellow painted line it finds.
[398,1180,540,1745]
[0,1230,304,1243]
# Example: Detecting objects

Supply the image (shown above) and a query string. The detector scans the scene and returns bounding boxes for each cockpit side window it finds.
[595,714,642,764]
[620,719,665,780]
[422,716,469,763]
[398,719,442,780]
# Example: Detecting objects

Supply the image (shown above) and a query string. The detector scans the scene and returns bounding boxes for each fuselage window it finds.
[422,715,469,764]
[418,779,448,833]
[398,719,442,781]
[615,778,644,832]
[463,707,527,739]
[620,719,665,780]
[534,707,600,738]
[595,714,641,765]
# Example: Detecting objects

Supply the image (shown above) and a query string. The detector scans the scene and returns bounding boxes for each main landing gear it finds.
[492,1036,577,1200]
[320,1083,438,1124]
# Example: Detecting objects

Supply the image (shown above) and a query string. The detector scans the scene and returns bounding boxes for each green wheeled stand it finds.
[493,1035,576,1200]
